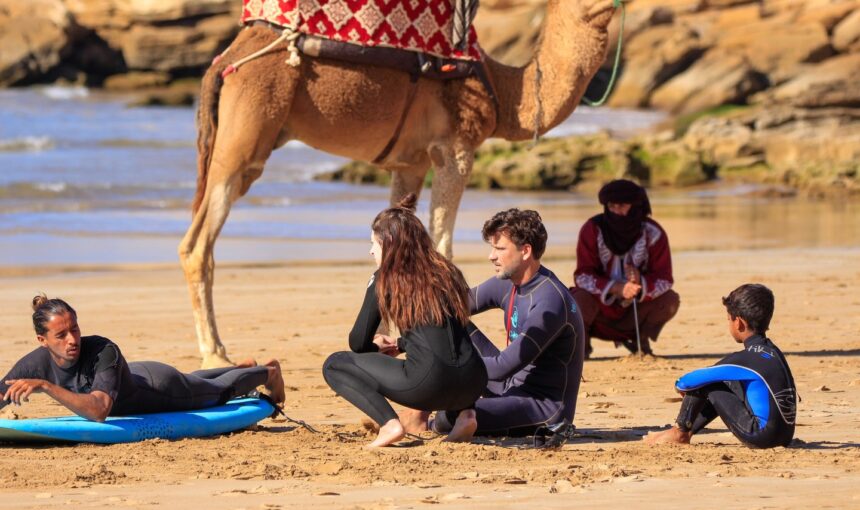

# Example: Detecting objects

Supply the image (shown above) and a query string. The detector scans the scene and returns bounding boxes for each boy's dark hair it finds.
[722,284,774,334]
[481,208,547,260]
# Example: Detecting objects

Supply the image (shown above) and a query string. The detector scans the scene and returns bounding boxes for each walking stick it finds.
[632,298,642,359]
[625,263,643,358]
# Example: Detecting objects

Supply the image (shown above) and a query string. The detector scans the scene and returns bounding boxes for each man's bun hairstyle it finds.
[31,293,76,336]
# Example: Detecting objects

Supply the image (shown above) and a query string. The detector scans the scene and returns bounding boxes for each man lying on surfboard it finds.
[1,295,285,421]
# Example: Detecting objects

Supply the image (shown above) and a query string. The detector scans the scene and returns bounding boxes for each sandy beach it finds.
[2,0,860,505]
[1,243,858,509]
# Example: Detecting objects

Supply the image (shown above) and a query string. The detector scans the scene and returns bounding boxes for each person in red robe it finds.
[570,180,680,357]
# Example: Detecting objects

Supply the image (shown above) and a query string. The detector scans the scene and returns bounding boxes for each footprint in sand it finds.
[589,402,617,409]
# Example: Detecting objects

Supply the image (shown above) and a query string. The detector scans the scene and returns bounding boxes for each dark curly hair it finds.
[481,208,547,260]
[722,284,774,334]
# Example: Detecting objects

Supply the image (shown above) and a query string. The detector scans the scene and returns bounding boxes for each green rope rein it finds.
[582,0,626,107]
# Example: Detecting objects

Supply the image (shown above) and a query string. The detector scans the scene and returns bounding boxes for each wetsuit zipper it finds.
[446,318,458,366]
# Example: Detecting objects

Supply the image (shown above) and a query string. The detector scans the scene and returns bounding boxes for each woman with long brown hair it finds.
[322,194,488,447]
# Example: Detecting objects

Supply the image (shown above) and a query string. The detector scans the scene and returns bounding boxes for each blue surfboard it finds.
[0,397,274,444]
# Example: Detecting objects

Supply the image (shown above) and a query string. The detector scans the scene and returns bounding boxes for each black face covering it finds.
[597,207,645,255]
[593,180,651,256]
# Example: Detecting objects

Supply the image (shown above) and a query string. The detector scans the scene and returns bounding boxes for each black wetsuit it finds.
[322,273,488,426]
[0,336,269,416]
[434,266,585,437]
[675,334,797,448]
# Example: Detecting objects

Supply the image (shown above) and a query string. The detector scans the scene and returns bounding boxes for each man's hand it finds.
[3,379,47,405]
[4,379,113,421]
[621,281,642,300]
[373,334,399,357]
[611,281,642,300]
[625,264,641,284]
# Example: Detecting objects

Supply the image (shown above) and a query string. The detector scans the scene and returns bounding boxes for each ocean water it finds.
[0,87,857,266]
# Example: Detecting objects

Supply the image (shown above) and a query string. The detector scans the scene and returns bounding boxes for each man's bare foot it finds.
[262,358,286,405]
[236,358,258,368]
[643,426,692,445]
[444,409,477,443]
[368,419,405,448]
[398,409,431,434]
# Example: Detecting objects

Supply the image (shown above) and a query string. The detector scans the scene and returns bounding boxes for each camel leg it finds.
[179,180,237,368]
[179,82,293,368]
[389,158,429,206]
[428,145,473,259]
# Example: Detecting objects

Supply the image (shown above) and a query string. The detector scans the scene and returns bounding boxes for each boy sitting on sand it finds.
[644,284,797,448]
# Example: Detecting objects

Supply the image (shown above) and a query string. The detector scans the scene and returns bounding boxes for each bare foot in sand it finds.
[643,426,691,445]
[262,358,286,405]
[444,409,477,443]
[236,358,258,368]
[368,419,405,448]
[398,409,431,434]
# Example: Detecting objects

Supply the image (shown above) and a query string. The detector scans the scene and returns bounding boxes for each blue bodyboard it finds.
[0,397,274,444]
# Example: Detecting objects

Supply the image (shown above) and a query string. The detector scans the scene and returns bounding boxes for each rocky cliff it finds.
[0,0,241,86]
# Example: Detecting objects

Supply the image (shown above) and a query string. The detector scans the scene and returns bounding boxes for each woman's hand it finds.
[3,379,46,405]
[373,334,399,357]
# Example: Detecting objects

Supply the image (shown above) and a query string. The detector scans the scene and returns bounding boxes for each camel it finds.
[179,0,617,368]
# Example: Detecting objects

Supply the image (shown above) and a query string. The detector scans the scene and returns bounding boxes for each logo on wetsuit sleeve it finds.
[509,307,519,340]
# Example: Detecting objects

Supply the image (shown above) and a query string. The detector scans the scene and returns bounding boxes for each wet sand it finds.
[1,245,858,509]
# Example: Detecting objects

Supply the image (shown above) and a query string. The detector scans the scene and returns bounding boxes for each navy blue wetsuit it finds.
[436,266,585,436]
[675,334,797,448]
[0,336,269,416]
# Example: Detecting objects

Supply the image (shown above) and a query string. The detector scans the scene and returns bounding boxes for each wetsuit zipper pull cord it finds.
[505,286,518,346]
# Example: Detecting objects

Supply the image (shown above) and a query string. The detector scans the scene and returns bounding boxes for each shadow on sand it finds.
[790,439,860,450]
[588,348,860,362]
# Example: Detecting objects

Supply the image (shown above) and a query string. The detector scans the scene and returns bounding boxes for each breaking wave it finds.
[0,136,54,152]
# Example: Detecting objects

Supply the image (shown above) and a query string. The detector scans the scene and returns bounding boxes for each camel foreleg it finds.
[428,145,473,259]
[178,174,244,368]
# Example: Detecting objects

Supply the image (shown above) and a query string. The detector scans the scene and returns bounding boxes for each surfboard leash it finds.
[281,413,320,434]
[253,391,320,433]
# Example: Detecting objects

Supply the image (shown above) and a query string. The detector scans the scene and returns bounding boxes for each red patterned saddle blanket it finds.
[241,0,481,61]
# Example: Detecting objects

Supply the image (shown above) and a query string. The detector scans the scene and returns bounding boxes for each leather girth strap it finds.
[372,73,419,164]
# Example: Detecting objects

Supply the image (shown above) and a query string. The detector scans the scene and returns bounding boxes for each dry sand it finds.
[0,247,858,509]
